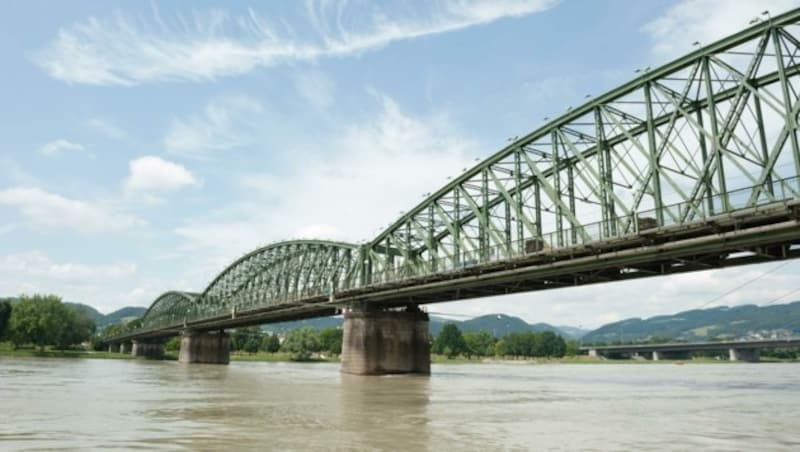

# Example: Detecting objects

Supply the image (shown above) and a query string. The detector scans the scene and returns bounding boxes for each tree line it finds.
[0,295,95,350]
[432,323,578,359]
[220,325,343,361]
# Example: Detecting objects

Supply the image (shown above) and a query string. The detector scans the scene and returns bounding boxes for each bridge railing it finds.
[364,176,799,286]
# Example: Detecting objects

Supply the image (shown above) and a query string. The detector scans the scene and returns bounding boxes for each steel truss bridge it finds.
[115,10,800,342]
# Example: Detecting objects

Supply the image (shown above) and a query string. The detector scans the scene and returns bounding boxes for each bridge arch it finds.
[194,239,362,318]
[140,291,201,330]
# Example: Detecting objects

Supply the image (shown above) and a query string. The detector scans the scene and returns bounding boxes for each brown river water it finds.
[1,357,799,451]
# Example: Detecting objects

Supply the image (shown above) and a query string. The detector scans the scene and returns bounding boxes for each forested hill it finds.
[582,301,800,344]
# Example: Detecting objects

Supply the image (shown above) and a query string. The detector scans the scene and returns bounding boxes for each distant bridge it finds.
[108,9,800,374]
[582,338,800,362]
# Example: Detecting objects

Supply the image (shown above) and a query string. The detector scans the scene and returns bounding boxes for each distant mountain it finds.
[257,313,582,339]
[64,302,103,324]
[431,313,582,339]
[261,316,344,334]
[582,301,800,344]
[99,307,147,329]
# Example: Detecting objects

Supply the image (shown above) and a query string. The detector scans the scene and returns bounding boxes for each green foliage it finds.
[243,335,261,354]
[231,326,263,351]
[0,300,12,340]
[318,327,343,355]
[281,327,320,361]
[463,330,496,358]
[433,323,467,359]
[261,333,281,353]
[495,331,567,358]
[8,294,95,350]
[565,339,580,356]
[165,337,182,352]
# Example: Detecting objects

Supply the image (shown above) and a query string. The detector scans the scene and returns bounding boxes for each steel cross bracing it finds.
[122,9,800,340]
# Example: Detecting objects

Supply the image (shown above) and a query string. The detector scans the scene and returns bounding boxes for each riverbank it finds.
[2,343,795,364]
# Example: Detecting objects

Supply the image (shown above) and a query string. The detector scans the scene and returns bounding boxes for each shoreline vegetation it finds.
[1,344,797,364]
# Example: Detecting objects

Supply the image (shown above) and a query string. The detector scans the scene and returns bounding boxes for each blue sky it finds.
[1,0,799,328]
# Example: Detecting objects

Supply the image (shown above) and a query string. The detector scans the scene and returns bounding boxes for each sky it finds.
[1,0,800,329]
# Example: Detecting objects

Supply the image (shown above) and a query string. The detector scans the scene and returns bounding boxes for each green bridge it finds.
[108,9,800,375]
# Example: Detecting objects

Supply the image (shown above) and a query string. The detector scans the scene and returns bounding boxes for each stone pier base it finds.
[119,342,131,354]
[108,343,120,353]
[729,348,760,362]
[179,331,230,364]
[131,341,165,359]
[341,306,430,375]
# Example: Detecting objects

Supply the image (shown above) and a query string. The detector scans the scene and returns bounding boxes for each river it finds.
[1,357,798,451]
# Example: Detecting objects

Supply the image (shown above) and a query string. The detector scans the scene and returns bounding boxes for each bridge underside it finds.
[118,200,799,342]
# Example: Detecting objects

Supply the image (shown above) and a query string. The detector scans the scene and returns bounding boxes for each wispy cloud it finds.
[35,0,556,85]
[39,139,85,156]
[642,0,799,61]
[87,117,127,140]
[164,95,263,157]
[0,187,144,233]
[124,156,199,193]
[174,91,478,260]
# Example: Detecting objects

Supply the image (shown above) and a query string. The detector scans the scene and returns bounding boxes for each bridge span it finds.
[107,9,800,375]
[582,338,800,362]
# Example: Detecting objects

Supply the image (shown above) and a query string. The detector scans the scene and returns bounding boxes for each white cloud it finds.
[0,251,160,313]
[87,117,127,140]
[35,1,556,85]
[0,187,143,233]
[164,95,263,157]
[173,92,478,280]
[294,70,335,111]
[39,139,85,156]
[124,156,199,193]
[643,0,799,61]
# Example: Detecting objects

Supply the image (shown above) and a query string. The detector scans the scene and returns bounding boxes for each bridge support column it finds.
[119,342,131,354]
[107,343,120,353]
[729,348,760,362]
[341,306,430,375]
[652,351,661,361]
[588,349,600,358]
[179,331,230,364]
[131,340,165,359]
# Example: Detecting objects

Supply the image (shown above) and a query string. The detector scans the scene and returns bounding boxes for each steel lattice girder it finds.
[122,8,800,340]
[364,8,800,284]
[140,291,200,329]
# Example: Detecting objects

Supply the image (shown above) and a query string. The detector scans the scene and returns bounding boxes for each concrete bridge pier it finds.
[341,305,430,375]
[652,351,661,361]
[131,340,165,359]
[179,330,230,364]
[729,348,760,362]
[119,342,131,354]
[107,343,120,353]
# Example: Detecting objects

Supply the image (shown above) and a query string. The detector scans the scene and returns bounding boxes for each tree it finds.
[463,331,496,358]
[243,335,261,354]
[433,323,467,359]
[281,327,320,361]
[540,331,566,357]
[55,305,95,349]
[10,295,65,349]
[319,327,343,355]
[261,333,281,353]
[232,326,262,351]
[165,337,182,352]
[565,339,580,357]
[0,300,12,340]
